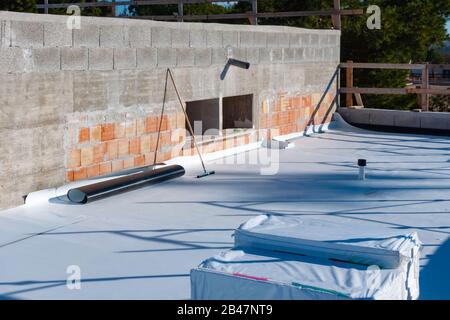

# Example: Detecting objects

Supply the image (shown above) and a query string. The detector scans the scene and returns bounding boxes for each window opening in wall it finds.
[222,94,253,130]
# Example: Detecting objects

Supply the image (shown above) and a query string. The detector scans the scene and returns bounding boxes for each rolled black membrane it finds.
[67,165,185,204]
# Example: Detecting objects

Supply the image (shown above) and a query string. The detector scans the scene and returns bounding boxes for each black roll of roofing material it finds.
[67,165,185,204]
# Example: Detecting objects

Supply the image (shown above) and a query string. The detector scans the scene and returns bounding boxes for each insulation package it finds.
[192,248,409,300]
[191,215,421,300]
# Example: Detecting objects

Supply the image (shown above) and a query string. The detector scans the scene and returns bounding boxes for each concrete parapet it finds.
[114,48,136,70]
[152,27,171,48]
[89,48,113,71]
[176,48,195,67]
[33,47,60,72]
[10,20,44,48]
[74,24,99,48]
[137,47,157,69]
[157,47,177,67]
[44,22,72,47]
[189,29,206,48]
[61,47,88,70]
[100,25,128,48]
[339,108,450,131]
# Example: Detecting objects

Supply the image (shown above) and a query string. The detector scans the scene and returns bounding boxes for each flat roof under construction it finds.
[0,117,449,300]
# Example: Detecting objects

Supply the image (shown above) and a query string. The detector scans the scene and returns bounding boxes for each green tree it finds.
[340,0,449,109]
[44,0,111,17]
[0,0,111,16]
[0,0,37,12]
[235,0,450,110]
[129,2,230,22]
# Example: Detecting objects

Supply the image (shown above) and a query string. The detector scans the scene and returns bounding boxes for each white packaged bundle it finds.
[191,247,409,300]
[234,215,421,299]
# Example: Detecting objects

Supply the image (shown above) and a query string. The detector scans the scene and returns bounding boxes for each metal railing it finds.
[36,0,363,27]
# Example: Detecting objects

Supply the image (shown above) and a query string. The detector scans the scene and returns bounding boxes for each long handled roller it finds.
[156,69,215,179]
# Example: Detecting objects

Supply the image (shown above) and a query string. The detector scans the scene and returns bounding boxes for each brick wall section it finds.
[180,131,259,158]
[67,112,180,181]
[65,111,261,182]
[65,91,334,182]
[260,92,335,137]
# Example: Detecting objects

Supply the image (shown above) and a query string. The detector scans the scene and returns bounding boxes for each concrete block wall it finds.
[0,11,340,210]
[0,13,339,72]
[338,108,450,131]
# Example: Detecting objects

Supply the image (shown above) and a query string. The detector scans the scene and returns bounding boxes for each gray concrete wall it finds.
[0,11,340,210]
[338,107,450,131]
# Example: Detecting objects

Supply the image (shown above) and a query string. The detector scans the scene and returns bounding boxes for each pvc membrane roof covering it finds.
[0,116,449,299]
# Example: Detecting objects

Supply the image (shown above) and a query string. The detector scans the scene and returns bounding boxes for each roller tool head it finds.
[197,171,216,179]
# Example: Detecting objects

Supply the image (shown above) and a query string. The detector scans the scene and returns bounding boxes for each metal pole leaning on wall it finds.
[153,69,170,165]
[337,65,341,109]
[167,69,215,178]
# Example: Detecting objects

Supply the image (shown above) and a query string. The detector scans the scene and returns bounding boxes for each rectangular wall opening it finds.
[186,98,220,135]
[222,94,253,130]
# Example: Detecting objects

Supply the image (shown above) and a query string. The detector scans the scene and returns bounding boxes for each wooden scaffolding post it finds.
[111,0,116,17]
[421,63,429,111]
[248,0,258,25]
[178,1,184,22]
[332,0,341,29]
[346,60,354,107]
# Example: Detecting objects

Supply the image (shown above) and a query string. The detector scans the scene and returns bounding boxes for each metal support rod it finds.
[153,69,170,165]
[167,69,209,174]
[44,0,49,14]
[336,65,341,109]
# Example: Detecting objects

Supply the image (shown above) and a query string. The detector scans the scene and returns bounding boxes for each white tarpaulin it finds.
[191,248,408,300]
[234,215,421,299]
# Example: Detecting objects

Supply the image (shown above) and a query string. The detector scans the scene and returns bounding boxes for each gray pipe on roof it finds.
[67,164,185,204]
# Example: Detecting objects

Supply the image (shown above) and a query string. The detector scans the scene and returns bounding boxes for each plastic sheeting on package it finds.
[192,248,407,300]
[234,215,421,299]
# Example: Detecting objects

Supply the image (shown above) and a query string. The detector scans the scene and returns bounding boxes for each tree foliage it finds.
[129,2,229,21]
[236,0,450,109]
[0,0,37,12]
[43,0,111,17]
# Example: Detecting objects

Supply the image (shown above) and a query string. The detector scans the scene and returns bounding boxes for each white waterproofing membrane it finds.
[234,214,421,299]
[192,248,408,300]
[0,115,449,299]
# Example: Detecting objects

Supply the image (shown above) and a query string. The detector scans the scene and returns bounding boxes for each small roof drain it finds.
[358,159,367,180]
